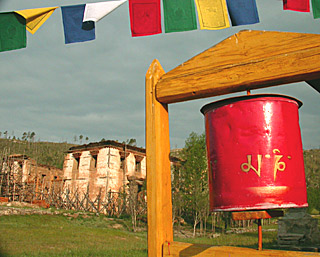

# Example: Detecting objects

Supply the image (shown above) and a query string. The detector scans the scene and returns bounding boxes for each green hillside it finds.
[304,149,320,213]
[0,138,318,212]
[0,138,75,169]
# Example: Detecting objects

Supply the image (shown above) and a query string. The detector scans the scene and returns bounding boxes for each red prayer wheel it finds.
[201,94,308,211]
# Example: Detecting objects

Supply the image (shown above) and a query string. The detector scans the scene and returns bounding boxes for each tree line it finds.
[171,132,320,236]
[0,132,318,236]
[0,131,36,141]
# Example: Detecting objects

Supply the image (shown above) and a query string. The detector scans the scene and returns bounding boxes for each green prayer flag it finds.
[163,0,197,33]
[0,12,26,53]
[312,0,320,18]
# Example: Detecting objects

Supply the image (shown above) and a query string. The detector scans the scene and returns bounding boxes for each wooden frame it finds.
[145,30,320,257]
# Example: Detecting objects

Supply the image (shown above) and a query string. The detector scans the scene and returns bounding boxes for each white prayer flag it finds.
[83,0,127,22]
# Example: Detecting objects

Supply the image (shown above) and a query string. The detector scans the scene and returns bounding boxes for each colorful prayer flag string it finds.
[195,0,230,30]
[0,12,26,52]
[61,5,95,44]
[226,0,260,26]
[162,0,197,33]
[83,0,127,22]
[128,0,162,37]
[15,7,58,34]
[283,0,310,12]
[312,0,320,18]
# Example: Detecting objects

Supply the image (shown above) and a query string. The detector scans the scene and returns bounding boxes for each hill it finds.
[0,138,318,212]
[304,149,320,213]
[0,138,75,169]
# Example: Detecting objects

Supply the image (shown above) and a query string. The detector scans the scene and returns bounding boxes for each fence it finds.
[0,172,147,219]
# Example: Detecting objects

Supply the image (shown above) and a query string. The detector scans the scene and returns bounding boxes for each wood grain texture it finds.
[156,30,320,104]
[232,210,284,221]
[145,59,173,257]
[162,241,320,257]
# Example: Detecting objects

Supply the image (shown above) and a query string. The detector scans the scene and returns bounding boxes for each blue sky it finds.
[0,0,319,149]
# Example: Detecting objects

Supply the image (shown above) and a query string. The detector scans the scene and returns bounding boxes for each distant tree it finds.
[22,132,27,141]
[30,132,36,142]
[178,132,208,237]
[304,149,320,213]
[100,138,106,142]
[79,135,83,144]
[4,131,7,139]
[73,135,77,143]
[124,138,137,146]
[85,136,89,143]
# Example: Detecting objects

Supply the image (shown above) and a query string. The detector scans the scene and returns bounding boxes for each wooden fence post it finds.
[146,59,173,257]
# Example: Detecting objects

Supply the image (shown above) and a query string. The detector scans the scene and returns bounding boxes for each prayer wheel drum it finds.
[201,94,308,211]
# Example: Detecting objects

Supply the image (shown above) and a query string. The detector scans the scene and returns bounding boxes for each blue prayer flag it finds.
[61,5,95,44]
[226,0,259,26]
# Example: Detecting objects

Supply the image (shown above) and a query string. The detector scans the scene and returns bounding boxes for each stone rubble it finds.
[278,208,320,246]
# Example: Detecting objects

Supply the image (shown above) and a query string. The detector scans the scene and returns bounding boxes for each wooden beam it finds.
[306,79,320,93]
[232,210,284,221]
[156,30,320,104]
[145,59,173,257]
[162,241,320,257]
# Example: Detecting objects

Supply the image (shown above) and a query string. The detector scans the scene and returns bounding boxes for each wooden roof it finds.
[155,30,320,104]
[68,140,146,154]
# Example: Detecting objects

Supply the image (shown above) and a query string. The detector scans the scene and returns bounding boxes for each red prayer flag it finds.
[129,0,162,37]
[283,0,310,12]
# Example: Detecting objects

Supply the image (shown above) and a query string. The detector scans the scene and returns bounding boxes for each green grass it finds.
[0,214,147,257]
[6,212,319,256]
[0,213,283,256]
[175,229,278,250]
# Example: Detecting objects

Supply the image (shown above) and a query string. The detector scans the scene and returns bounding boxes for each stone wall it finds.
[1,155,63,199]
[278,208,320,246]
[63,141,146,200]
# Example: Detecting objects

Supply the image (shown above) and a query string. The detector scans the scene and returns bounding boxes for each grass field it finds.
[0,211,283,257]
[0,214,148,257]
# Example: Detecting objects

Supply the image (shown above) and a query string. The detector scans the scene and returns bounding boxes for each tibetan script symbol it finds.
[273,149,286,181]
[240,154,262,177]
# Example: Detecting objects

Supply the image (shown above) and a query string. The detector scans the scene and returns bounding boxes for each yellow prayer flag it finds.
[195,0,230,30]
[15,7,58,34]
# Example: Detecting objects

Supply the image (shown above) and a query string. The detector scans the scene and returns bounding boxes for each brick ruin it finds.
[0,154,63,201]
[63,140,147,200]
[0,141,180,208]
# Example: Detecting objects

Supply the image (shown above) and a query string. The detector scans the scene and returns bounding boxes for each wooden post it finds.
[86,183,89,211]
[104,148,111,201]
[232,211,284,251]
[97,187,102,213]
[146,59,173,257]
[145,31,320,256]
[258,219,262,251]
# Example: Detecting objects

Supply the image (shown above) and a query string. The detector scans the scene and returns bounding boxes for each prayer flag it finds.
[312,0,320,18]
[128,0,162,37]
[195,0,230,30]
[61,5,95,44]
[15,7,58,34]
[162,0,197,33]
[0,12,26,52]
[283,0,310,12]
[226,0,259,26]
[83,0,127,22]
